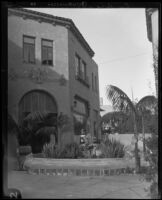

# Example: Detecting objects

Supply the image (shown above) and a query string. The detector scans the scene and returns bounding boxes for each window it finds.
[23,35,35,63]
[73,97,89,135]
[93,110,98,138]
[75,54,89,87]
[95,75,97,92]
[75,54,81,76]
[92,73,94,90]
[42,39,53,66]
[81,61,87,81]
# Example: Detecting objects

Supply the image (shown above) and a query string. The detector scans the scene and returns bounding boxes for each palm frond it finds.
[35,126,56,136]
[136,95,157,113]
[106,85,136,114]
[23,111,50,124]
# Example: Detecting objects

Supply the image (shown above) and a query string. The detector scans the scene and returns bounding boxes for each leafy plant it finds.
[106,85,157,171]
[42,143,61,158]
[143,134,160,199]
[97,137,125,158]
[60,142,83,158]
[42,142,83,159]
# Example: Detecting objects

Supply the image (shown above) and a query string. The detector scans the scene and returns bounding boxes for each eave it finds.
[8,7,95,57]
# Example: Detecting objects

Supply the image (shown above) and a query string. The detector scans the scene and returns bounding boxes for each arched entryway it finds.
[18,90,58,144]
[19,90,57,120]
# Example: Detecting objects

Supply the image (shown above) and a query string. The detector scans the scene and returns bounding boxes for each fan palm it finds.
[106,85,157,172]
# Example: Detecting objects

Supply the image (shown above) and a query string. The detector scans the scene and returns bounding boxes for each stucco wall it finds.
[8,14,71,122]
[68,29,100,141]
[108,133,152,150]
[151,10,159,48]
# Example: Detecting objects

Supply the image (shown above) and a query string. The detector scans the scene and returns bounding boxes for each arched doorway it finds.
[18,90,58,144]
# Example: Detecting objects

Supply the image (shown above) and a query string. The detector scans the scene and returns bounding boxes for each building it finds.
[145,8,159,97]
[8,8,100,146]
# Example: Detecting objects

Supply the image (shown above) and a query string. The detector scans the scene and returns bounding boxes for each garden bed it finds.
[23,154,149,176]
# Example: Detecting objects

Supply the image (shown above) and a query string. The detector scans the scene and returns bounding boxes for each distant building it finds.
[8,8,101,146]
[145,8,159,97]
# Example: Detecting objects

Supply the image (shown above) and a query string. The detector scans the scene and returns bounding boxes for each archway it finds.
[18,90,58,145]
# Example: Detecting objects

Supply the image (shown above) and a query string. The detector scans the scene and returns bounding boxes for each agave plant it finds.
[97,137,125,158]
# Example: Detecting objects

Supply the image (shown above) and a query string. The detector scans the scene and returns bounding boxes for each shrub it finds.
[42,142,83,159]
[97,137,125,158]
[42,143,61,158]
[60,142,83,158]
[143,134,160,199]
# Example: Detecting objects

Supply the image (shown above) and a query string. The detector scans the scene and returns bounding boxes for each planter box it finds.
[19,146,32,155]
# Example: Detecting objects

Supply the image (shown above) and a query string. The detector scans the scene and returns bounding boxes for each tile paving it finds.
[6,170,151,199]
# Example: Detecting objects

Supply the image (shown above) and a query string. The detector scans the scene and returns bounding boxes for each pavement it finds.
[6,170,151,199]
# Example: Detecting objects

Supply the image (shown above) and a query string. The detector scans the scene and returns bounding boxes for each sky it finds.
[27,8,155,105]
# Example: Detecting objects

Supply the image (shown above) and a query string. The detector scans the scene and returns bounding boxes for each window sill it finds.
[41,64,54,67]
[75,75,90,88]
[23,61,36,64]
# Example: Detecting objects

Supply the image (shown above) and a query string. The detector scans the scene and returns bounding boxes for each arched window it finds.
[19,90,57,121]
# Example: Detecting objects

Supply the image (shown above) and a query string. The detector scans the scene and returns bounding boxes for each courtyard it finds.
[7,170,150,199]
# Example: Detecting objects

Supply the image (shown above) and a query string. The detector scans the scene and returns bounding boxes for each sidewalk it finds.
[7,170,151,199]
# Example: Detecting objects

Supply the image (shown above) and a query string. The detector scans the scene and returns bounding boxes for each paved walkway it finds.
[7,170,151,199]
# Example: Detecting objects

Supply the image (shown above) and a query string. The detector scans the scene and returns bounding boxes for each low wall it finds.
[108,133,152,150]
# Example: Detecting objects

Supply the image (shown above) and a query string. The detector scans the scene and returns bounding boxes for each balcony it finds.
[75,72,90,88]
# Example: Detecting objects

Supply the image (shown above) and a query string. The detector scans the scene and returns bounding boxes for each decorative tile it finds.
[88,169,94,176]
[69,169,75,176]
[76,169,81,176]
[95,170,100,176]
[82,169,87,176]
[104,169,109,176]
[51,169,56,176]
[57,168,63,176]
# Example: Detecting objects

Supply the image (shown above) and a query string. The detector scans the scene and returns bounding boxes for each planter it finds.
[18,146,32,170]
[19,146,32,155]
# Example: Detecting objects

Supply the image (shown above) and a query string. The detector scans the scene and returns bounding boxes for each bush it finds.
[143,134,160,199]
[42,142,83,159]
[97,137,125,158]
[60,142,83,158]
[42,143,61,158]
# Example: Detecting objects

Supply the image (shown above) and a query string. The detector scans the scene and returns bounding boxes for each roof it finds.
[8,7,95,57]
[145,8,158,42]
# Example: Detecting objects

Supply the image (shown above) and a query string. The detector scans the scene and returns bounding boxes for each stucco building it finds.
[145,8,159,97]
[8,8,100,146]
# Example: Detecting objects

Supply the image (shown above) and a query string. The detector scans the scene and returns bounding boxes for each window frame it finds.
[41,38,53,66]
[23,35,36,64]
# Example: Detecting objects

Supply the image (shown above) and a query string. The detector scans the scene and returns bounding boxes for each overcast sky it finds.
[27,8,155,105]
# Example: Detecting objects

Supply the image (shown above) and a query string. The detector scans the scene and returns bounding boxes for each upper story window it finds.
[75,54,81,76]
[42,39,53,66]
[95,75,98,92]
[23,35,35,64]
[92,73,94,90]
[75,53,89,87]
[92,73,98,93]
[81,61,87,81]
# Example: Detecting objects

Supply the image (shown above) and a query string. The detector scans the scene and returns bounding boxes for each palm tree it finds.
[136,95,157,154]
[106,85,157,172]
[18,111,71,153]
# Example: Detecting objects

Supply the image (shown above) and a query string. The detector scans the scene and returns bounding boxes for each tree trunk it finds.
[133,113,140,173]
[142,116,146,154]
